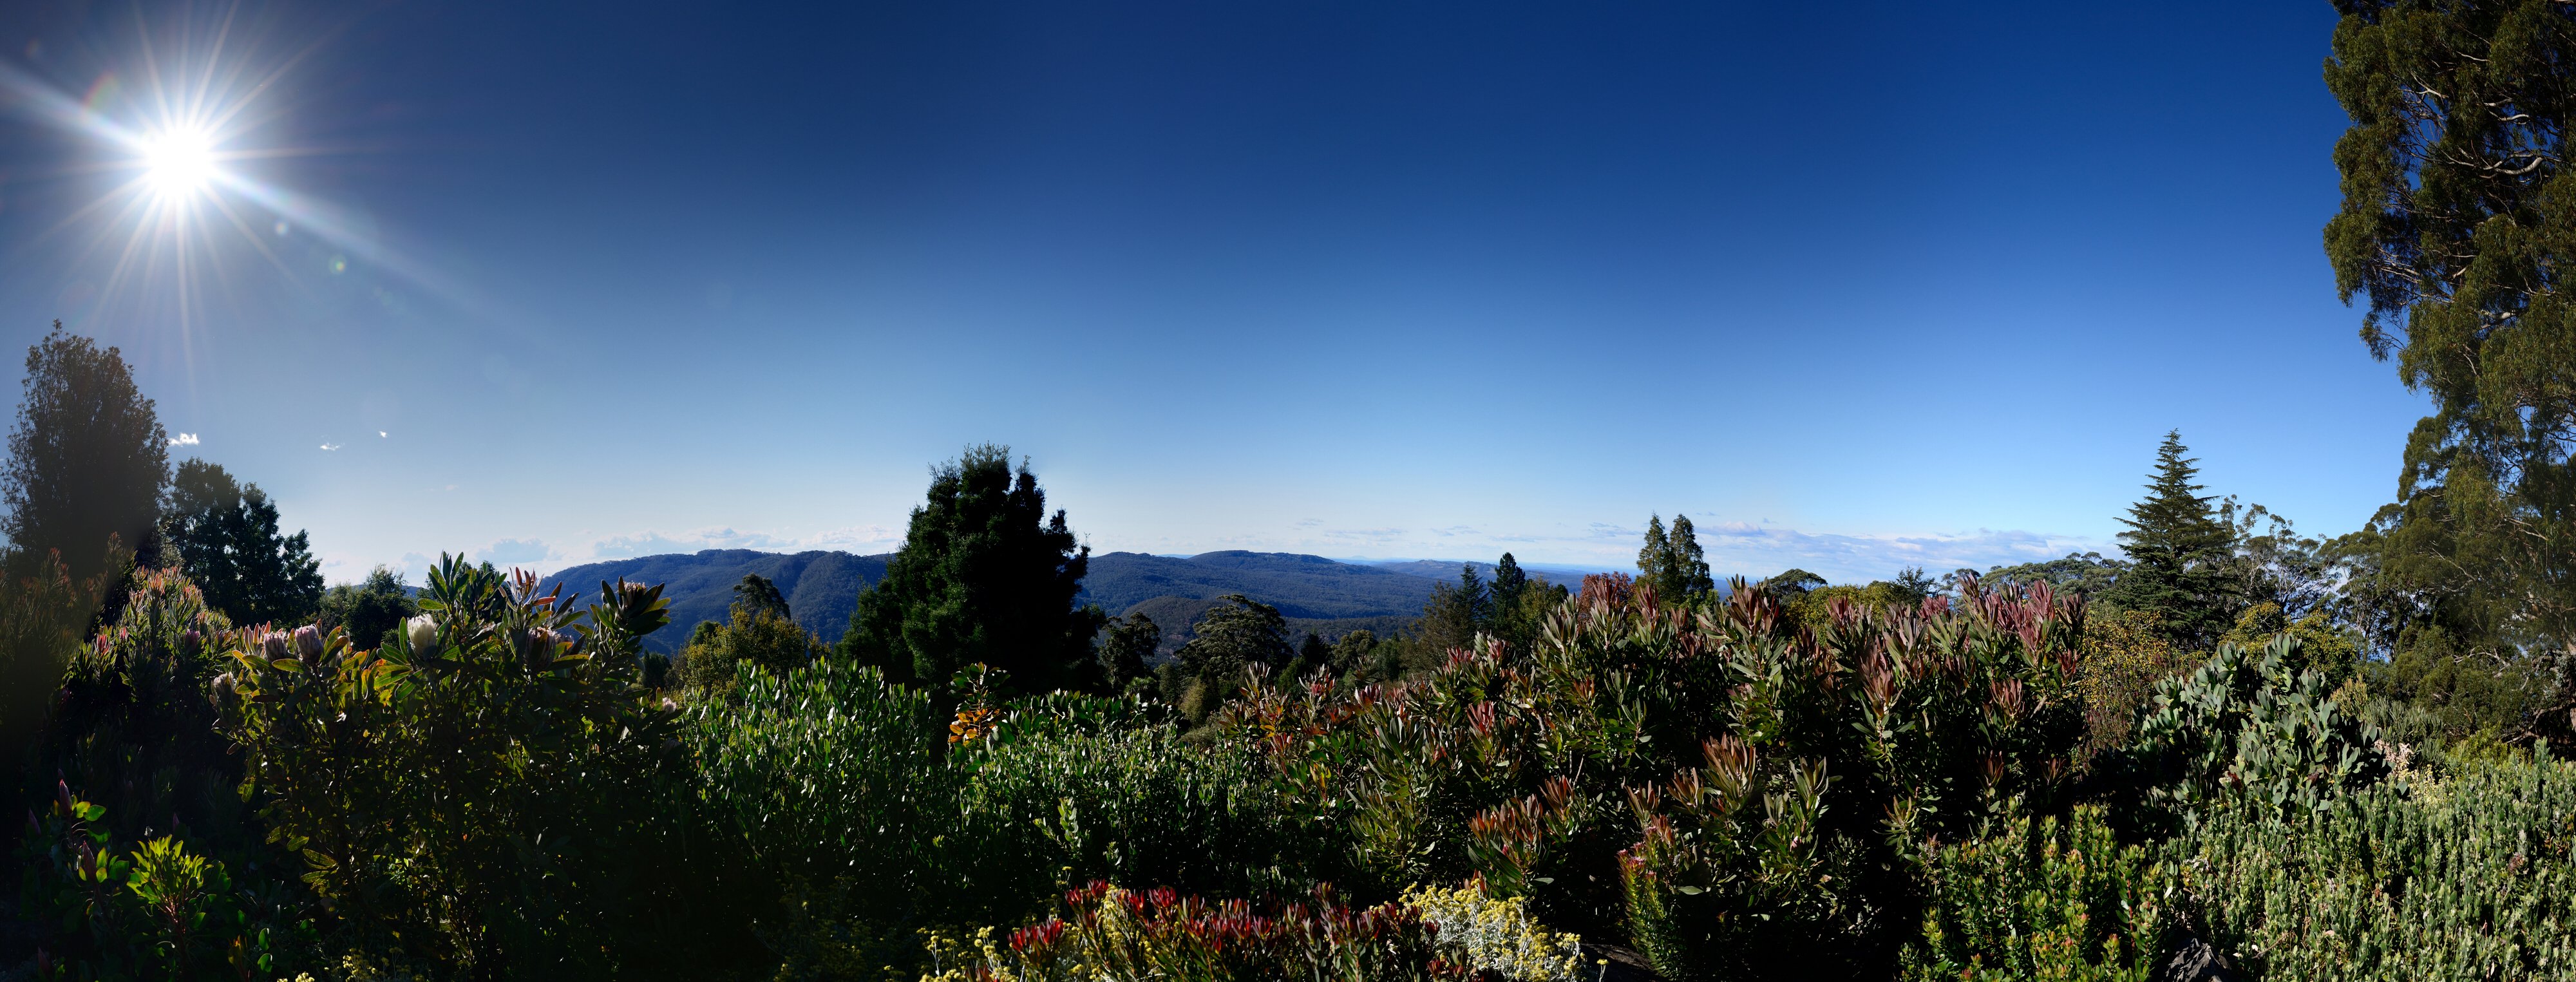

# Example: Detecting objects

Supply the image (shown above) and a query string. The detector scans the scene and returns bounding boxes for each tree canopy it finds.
[2324,1,2576,651]
[837,444,1107,694]
[317,565,416,652]
[3,325,167,586]
[2103,431,2238,647]
[1638,514,1716,601]
[1173,593,1291,697]
[732,573,790,620]
[162,458,322,626]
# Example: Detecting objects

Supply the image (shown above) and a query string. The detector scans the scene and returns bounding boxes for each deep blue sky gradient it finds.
[0,1,2421,583]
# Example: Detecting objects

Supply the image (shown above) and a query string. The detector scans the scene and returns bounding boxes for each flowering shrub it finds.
[213,555,706,976]
[45,566,240,845]
[1399,883,1585,981]
[923,881,1468,982]
[1213,572,2090,979]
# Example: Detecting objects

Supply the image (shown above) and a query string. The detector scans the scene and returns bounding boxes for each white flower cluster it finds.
[1402,883,1586,982]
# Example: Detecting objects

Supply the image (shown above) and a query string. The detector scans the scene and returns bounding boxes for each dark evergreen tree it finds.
[836,444,1108,694]
[1638,514,1716,602]
[1173,594,1292,698]
[1415,575,1484,656]
[162,458,322,625]
[732,573,790,620]
[1098,612,1160,694]
[1458,564,1493,626]
[1285,630,1332,683]
[3,324,168,587]
[1328,629,1378,680]
[2103,431,2238,648]
[1492,552,1529,612]
[317,565,417,651]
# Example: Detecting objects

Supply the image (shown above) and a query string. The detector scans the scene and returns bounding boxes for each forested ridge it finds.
[10,5,2576,979]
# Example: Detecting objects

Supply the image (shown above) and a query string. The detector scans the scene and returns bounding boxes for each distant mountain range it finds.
[540,550,889,654]
[1365,558,1595,588]
[539,548,1610,655]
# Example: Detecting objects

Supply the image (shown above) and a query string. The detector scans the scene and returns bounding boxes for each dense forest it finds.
[9,3,2576,979]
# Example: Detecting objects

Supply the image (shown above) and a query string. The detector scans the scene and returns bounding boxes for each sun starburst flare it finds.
[0,10,478,352]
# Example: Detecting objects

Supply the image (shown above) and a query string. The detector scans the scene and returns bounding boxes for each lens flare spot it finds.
[142,127,217,196]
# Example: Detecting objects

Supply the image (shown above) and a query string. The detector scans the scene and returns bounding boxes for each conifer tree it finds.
[1638,514,1716,601]
[1492,552,1529,611]
[837,444,1108,694]
[2103,431,2238,648]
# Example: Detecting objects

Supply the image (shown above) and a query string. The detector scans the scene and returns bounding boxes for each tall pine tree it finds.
[1638,514,1716,602]
[837,445,1108,694]
[1492,552,1529,611]
[2103,431,2238,648]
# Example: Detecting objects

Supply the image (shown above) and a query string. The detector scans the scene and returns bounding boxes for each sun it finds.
[141,126,220,197]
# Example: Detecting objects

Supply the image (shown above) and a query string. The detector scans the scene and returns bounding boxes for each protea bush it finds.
[211,554,712,977]
[923,881,1466,982]
[1209,572,2090,979]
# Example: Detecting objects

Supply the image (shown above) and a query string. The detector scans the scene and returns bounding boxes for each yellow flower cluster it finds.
[1400,883,1585,981]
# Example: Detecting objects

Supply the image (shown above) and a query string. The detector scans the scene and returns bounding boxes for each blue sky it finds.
[0,1,2421,585]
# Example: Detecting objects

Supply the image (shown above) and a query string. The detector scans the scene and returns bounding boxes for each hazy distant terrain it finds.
[1118,594,1415,659]
[1366,558,1596,589]
[539,547,1479,654]
[1076,551,1440,619]
[541,550,890,654]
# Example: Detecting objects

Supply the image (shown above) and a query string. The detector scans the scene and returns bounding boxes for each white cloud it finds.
[473,538,555,567]
[803,524,903,551]
[319,443,341,451]
[1322,527,1409,543]
[168,433,199,446]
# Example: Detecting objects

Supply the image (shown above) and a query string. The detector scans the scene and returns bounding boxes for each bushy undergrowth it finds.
[19,557,2561,982]
[920,882,1466,982]
[1209,573,2088,979]
[212,557,735,979]
[1900,805,2159,982]
[2172,755,2576,981]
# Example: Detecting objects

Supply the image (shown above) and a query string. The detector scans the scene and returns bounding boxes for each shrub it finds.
[2117,634,2388,831]
[44,566,241,846]
[17,780,317,981]
[1898,804,2160,982]
[1399,883,1586,981]
[947,701,1327,921]
[2074,610,2179,759]
[687,653,948,947]
[0,545,95,779]
[1220,572,2092,980]
[214,556,717,977]
[925,881,1468,982]
[2171,754,2576,980]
